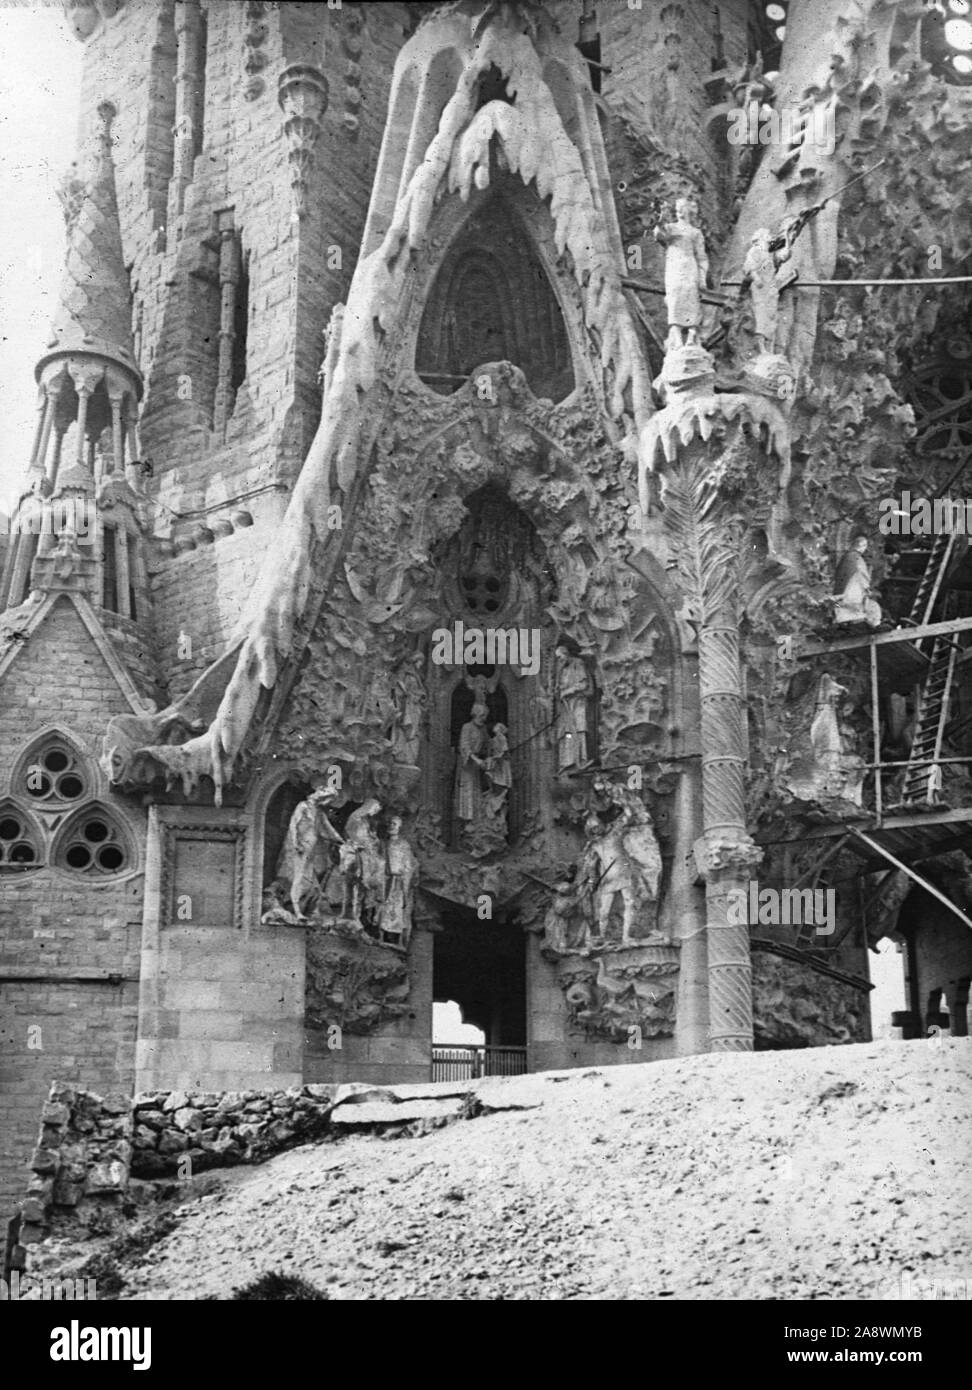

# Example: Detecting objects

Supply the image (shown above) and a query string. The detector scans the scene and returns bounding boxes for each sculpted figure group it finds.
[542,781,665,952]
[262,788,417,948]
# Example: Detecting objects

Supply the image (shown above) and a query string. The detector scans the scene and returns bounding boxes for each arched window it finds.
[0,802,42,873]
[921,2,972,84]
[19,739,88,805]
[53,806,131,877]
[415,197,574,401]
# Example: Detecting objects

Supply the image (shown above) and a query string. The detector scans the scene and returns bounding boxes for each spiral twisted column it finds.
[696,615,760,1050]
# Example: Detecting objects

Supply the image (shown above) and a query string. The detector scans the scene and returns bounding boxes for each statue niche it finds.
[451,675,511,855]
[535,779,677,1043]
[428,486,552,858]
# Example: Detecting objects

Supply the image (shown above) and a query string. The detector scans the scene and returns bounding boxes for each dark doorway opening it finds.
[433,905,526,1053]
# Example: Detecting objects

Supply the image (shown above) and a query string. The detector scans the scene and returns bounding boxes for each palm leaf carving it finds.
[662,459,744,625]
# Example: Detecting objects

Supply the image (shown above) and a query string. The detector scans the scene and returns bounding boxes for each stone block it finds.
[85,1160,127,1194]
[330,1096,466,1126]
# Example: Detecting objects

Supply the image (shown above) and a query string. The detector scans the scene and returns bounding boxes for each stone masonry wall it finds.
[0,597,145,1218]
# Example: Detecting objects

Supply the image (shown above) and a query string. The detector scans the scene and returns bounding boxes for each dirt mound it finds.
[57,1039,972,1300]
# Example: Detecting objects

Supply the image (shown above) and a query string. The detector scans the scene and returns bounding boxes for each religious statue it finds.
[579,801,664,945]
[541,869,587,954]
[653,196,709,350]
[274,787,343,921]
[338,797,385,928]
[454,702,489,831]
[484,722,512,830]
[554,644,594,772]
[833,536,882,628]
[377,815,418,948]
[389,653,426,766]
[742,228,779,354]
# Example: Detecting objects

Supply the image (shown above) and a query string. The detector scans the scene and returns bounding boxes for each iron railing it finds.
[432,1045,527,1082]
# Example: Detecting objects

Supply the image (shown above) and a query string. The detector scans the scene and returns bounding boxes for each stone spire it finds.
[36,102,140,384]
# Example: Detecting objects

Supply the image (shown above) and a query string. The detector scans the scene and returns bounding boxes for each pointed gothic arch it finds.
[50,800,136,879]
[10,726,96,805]
[0,799,44,874]
[414,191,574,401]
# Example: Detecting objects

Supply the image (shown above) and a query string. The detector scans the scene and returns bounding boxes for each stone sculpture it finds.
[388,653,426,766]
[554,644,594,772]
[484,722,512,831]
[274,787,343,921]
[653,196,709,350]
[377,815,418,948]
[338,797,385,928]
[833,536,882,628]
[782,672,866,805]
[580,807,664,945]
[454,702,490,831]
[743,227,779,354]
[541,869,586,953]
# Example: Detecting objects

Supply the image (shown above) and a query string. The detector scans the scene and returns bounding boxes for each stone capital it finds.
[693,832,763,879]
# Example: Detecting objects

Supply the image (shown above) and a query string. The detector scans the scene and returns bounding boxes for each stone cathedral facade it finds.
[1,0,971,1213]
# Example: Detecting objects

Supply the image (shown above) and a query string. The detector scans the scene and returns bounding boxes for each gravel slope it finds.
[111,1039,970,1301]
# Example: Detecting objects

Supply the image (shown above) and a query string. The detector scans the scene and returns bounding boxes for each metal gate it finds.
[431,1045,527,1081]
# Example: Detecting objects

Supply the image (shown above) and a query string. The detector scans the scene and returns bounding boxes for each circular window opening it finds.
[57,774,85,800]
[11,843,36,863]
[44,750,70,773]
[66,844,92,869]
[26,774,52,798]
[0,818,20,840]
[83,820,109,843]
[97,845,125,871]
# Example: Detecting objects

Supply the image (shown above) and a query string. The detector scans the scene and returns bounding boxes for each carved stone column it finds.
[213,213,240,432]
[645,363,788,1051]
[277,65,329,220]
[168,0,203,223]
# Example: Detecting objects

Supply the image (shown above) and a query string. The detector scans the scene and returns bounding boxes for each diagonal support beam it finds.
[847,828,972,932]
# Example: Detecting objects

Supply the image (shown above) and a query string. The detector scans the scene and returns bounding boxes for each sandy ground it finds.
[99,1039,972,1300]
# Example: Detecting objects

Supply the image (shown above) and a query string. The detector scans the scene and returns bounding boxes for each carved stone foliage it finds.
[305,928,409,1036]
[554,944,680,1043]
[271,360,676,826]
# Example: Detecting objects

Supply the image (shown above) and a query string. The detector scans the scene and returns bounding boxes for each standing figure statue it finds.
[275,787,343,921]
[653,196,709,350]
[378,816,418,948]
[833,536,882,628]
[809,673,849,798]
[453,702,490,842]
[555,645,594,772]
[580,805,664,946]
[389,653,426,766]
[484,722,512,833]
[339,797,385,930]
[542,869,586,954]
[742,227,780,354]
